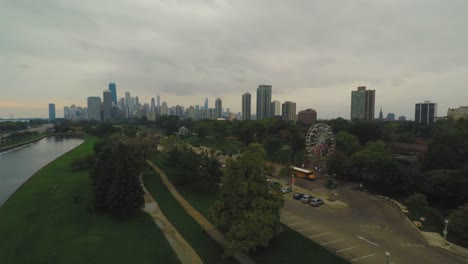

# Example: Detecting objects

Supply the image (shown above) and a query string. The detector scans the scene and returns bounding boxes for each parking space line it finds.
[281,216,298,221]
[321,239,344,245]
[336,246,360,253]
[351,253,376,262]
[308,232,332,238]
[288,221,308,226]
[297,226,320,232]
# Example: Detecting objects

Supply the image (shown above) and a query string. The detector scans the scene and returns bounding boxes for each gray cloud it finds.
[1,0,468,118]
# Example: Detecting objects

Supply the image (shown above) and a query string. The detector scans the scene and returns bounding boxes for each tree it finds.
[198,150,223,192]
[406,193,429,220]
[448,204,468,245]
[210,144,284,255]
[335,131,360,156]
[91,141,145,215]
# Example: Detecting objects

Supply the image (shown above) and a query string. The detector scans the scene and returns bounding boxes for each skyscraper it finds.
[161,101,168,116]
[270,100,281,116]
[215,98,222,118]
[102,90,112,121]
[48,103,56,120]
[242,92,251,120]
[256,85,272,120]
[151,98,155,112]
[350,86,375,121]
[282,101,296,122]
[415,101,437,125]
[204,98,208,109]
[108,82,117,105]
[87,97,102,121]
[157,94,160,110]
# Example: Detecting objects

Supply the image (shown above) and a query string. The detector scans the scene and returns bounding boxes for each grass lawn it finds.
[183,135,244,154]
[0,136,180,264]
[142,171,236,264]
[149,153,349,264]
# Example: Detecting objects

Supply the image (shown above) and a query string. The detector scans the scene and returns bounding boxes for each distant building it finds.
[87,97,102,121]
[48,103,56,120]
[297,109,317,125]
[256,85,272,120]
[351,86,375,121]
[386,113,395,121]
[102,90,113,121]
[447,106,468,120]
[151,98,155,112]
[398,116,407,121]
[204,98,208,109]
[161,102,168,116]
[415,101,436,125]
[108,82,117,105]
[242,92,251,120]
[215,98,222,118]
[175,105,184,119]
[282,101,296,122]
[270,100,281,116]
[378,108,384,120]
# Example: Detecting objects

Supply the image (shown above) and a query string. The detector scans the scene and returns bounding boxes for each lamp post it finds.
[443,219,449,241]
[385,252,390,264]
[291,174,295,191]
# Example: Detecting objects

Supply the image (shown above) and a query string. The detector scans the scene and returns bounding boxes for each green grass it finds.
[142,171,235,264]
[184,135,244,154]
[0,136,180,264]
[149,153,349,264]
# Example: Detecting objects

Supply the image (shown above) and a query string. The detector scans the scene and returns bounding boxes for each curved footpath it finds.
[146,160,256,264]
[140,175,202,264]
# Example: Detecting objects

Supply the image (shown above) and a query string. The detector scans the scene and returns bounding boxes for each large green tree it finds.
[210,144,284,255]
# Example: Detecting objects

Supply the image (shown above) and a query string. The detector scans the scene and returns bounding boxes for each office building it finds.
[270,100,281,116]
[256,85,272,120]
[215,98,222,118]
[297,109,317,125]
[386,113,395,121]
[151,98,155,112]
[87,97,102,121]
[398,116,407,121]
[351,86,375,121]
[282,101,296,122]
[102,90,112,121]
[415,101,437,125]
[108,82,117,105]
[48,103,56,120]
[242,92,251,120]
[161,102,168,116]
[204,98,208,109]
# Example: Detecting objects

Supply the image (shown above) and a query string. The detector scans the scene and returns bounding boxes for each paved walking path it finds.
[146,160,256,264]
[421,231,468,260]
[140,176,202,264]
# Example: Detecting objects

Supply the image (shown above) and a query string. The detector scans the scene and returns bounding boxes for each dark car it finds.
[293,193,304,200]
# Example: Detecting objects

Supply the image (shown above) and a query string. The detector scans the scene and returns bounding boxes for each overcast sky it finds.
[1,0,467,119]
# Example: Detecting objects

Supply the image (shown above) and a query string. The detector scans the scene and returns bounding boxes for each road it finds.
[281,184,465,264]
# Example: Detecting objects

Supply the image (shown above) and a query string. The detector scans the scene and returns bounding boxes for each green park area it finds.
[183,135,244,155]
[0,137,180,264]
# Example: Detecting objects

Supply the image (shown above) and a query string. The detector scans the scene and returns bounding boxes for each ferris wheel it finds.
[305,123,335,165]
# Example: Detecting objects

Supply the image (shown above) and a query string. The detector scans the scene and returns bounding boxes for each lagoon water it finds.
[0,137,83,206]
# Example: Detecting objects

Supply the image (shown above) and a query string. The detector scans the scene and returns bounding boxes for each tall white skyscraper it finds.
[351,86,375,121]
[270,100,281,116]
[161,101,168,116]
[256,85,272,120]
[282,101,296,122]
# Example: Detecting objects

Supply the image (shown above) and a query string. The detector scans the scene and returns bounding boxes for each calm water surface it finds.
[0,136,83,206]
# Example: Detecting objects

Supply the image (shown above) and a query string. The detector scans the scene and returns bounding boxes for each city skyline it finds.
[1,1,468,119]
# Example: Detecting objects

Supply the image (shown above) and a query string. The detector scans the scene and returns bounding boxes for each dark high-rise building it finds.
[242,92,251,120]
[204,98,208,109]
[256,85,272,120]
[103,90,112,121]
[415,101,436,125]
[215,98,222,118]
[297,109,317,125]
[351,86,375,121]
[48,103,56,120]
[282,101,296,122]
[108,82,117,105]
[157,94,160,111]
[87,97,102,121]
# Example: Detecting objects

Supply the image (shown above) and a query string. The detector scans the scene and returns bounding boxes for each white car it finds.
[300,194,312,203]
[310,197,324,207]
[280,186,292,194]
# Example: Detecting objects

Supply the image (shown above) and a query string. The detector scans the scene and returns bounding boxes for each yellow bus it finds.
[292,166,315,180]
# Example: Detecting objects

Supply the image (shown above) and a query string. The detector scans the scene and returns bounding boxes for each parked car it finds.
[269,181,280,189]
[309,197,324,207]
[293,193,304,200]
[281,186,292,194]
[300,194,312,203]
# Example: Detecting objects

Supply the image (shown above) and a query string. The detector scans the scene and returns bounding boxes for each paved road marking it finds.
[356,235,380,247]
[281,215,298,221]
[351,253,377,262]
[288,221,308,226]
[321,239,344,245]
[308,232,332,238]
[400,242,426,248]
[336,246,361,253]
[297,226,320,232]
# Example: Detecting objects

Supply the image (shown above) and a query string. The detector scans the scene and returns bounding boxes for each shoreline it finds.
[0,133,85,153]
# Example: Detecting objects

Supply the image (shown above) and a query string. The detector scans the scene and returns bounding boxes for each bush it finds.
[70,154,95,171]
